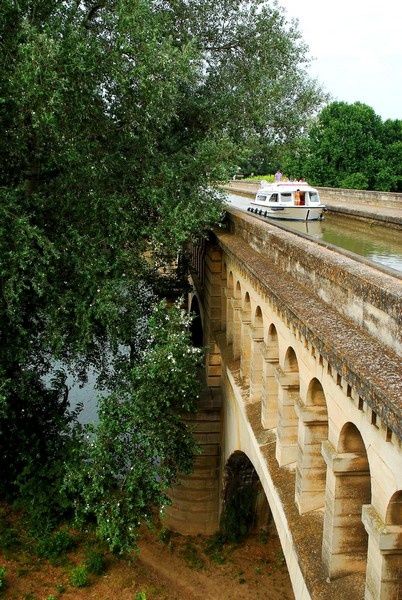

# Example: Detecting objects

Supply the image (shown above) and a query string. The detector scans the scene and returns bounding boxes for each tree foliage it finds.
[282,101,402,191]
[65,301,202,553]
[0,0,324,549]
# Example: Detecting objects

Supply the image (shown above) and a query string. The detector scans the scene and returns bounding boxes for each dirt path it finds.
[1,527,294,599]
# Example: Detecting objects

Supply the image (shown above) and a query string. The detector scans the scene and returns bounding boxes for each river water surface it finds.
[227,194,402,274]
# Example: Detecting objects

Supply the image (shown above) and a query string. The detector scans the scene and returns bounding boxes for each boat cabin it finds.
[255,187,321,207]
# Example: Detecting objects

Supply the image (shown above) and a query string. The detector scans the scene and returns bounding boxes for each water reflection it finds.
[44,364,103,425]
[66,368,101,424]
[282,214,402,273]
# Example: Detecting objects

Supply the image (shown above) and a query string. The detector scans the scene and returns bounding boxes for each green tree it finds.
[304,102,383,187]
[0,0,324,548]
[283,101,402,191]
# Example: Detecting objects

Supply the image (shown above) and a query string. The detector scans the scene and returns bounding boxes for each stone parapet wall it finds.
[225,208,402,356]
[318,186,402,209]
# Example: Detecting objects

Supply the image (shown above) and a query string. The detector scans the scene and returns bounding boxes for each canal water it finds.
[227,194,402,274]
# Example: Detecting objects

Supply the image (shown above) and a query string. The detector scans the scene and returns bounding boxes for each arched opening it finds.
[261,324,279,429]
[220,452,293,596]
[221,263,227,332]
[226,272,234,344]
[363,489,402,598]
[232,281,242,360]
[322,422,371,578]
[221,452,269,541]
[382,491,402,596]
[249,307,264,403]
[295,378,329,513]
[240,292,252,382]
[275,347,299,466]
[284,347,299,373]
[190,295,203,348]
[386,490,402,525]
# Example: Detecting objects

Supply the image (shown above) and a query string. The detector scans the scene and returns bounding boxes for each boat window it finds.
[309,192,320,203]
[280,193,292,202]
[269,193,279,203]
[256,194,267,202]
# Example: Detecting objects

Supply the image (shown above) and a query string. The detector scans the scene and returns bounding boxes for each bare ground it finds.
[0,525,294,600]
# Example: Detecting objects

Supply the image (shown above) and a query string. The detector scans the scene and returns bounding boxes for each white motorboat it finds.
[247,180,325,221]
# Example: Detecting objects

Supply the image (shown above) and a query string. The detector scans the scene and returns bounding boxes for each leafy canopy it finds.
[0,0,324,549]
[282,101,402,191]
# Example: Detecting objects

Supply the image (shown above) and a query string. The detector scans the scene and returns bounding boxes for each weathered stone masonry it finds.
[167,207,402,599]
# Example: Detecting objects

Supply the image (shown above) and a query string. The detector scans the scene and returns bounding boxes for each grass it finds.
[0,566,6,592]
[0,510,21,558]
[36,530,76,563]
[243,174,275,183]
[182,541,204,570]
[204,533,226,565]
[70,564,89,588]
[85,549,106,575]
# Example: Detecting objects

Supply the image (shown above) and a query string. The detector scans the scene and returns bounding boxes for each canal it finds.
[227,193,402,274]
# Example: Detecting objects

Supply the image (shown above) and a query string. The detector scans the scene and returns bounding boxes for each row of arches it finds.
[219,266,401,597]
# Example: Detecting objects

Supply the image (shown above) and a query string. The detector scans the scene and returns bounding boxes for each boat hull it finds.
[248,205,324,221]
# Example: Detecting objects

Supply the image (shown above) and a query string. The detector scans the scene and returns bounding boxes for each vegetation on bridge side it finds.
[0,0,324,555]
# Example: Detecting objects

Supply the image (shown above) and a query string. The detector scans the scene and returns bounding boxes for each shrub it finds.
[243,174,275,183]
[0,525,19,553]
[158,528,172,545]
[85,550,106,575]
[220,486,257,543]
[204,533,226,564]
[70,564,89,588]
[182,542,204,570]
[135,592,147,600]
[0,566,6,590]
[374,167,398,192]
[338,172,369,190]
[37,530,76,561]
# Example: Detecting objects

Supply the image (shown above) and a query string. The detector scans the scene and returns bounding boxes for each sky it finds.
[280,0,402,120]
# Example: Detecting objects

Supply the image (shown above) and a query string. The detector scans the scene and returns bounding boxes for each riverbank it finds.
[222,182,402,230]
[0,512,294,599]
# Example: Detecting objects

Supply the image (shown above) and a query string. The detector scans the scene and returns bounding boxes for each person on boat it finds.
[275,170,282,182]
[294,189,306,206]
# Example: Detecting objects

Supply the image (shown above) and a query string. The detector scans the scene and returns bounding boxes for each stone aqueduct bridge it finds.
[165,206,402,599]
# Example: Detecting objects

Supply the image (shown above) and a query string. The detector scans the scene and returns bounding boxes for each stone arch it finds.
[221,451,272,541]
[226,271,234,344]
[382,491,402,597]
[190,294,203,348]
[261,323,279,429]
[232,281,242,359]
[295,378,329,513]
[363,490,402,599]
[240,292,252,381]
[275,346,300,466]
[221,262,227,332]
[386,490,402,525]
[322,422,371,578]
[284,346,299,372]
[249,307,265,403]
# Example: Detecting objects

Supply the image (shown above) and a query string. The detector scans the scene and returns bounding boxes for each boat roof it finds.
[258,180,318,193]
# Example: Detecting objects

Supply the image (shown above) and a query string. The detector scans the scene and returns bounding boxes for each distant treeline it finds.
[241,102,402,192]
